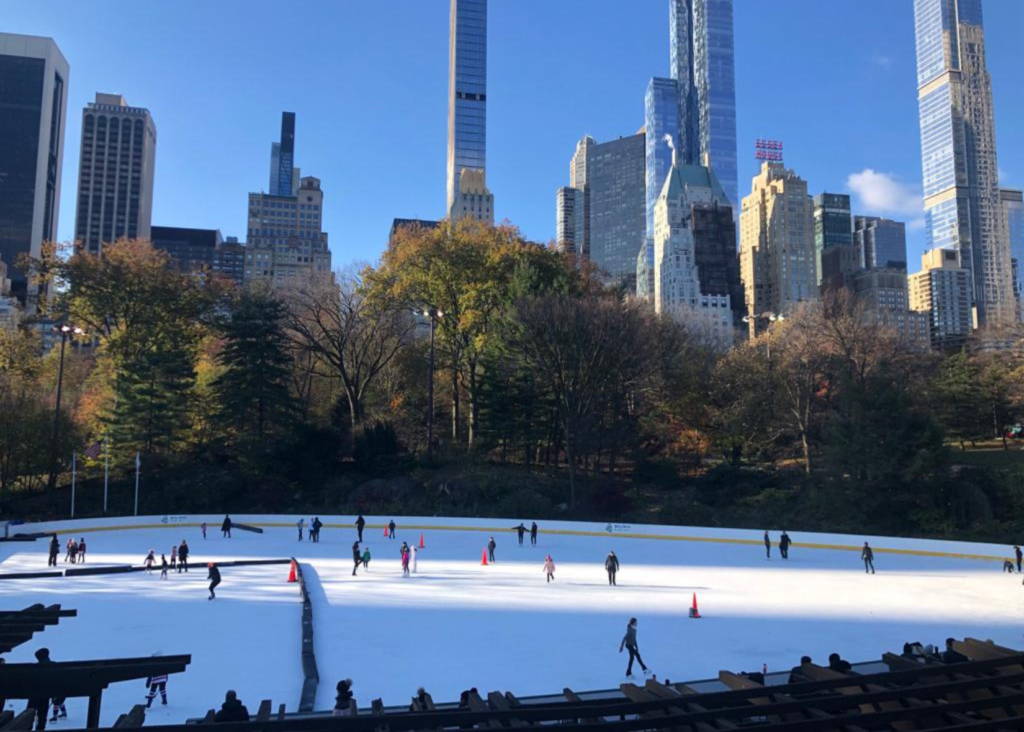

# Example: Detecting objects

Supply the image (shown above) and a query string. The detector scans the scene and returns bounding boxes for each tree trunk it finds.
[467,361,479,450]
[451,365,460,442]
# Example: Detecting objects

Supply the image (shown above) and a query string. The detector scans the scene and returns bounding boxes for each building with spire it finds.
[913,0,1014,327]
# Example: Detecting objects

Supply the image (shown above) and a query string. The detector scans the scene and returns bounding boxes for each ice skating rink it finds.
[1,516,1019,725]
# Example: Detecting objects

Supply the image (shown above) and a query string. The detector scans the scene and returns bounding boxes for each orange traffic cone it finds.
[384,526,389,538]
[689,592,701,619]
[419,533,425,549]
[481,549,489,566]
[287,560,297,583]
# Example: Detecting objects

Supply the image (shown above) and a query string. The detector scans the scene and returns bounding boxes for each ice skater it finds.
[170,544,177,571]
[1015,545,1022,573]
[605,551,620,585]
[351,541,362,576]
[144,550,156,574]
[221,515,232,539]
[764,531,771,559]
[297,518,305,541]
[77,537,86,563]
[69,539,79,564]
[779,531,791,560]
[361,547,371,571]
[543,554,556,582]
[313,517,323,542]
[530,522,538,546]
[144,659,169,707]
[48,535,59,567]
[862,542,875,574]
[178,540,189,573]
[64,539,73,563]
[512,523,526,546]
[619,618,649,678]
[201,522,207,540]
[160,554,169,579]
[388,519,396,539]
[411,545,418,573]
[401,546,410,576]
[356,515,365,543]
[487,536,497,564]
[207,562,222,600]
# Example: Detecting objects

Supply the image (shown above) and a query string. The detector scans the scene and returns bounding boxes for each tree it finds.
[288,270,414,435]
[933,351,987,450]
[212,286,297,442]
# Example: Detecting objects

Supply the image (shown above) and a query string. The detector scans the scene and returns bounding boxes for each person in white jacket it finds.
[412,545,418,573]
[543,555,556,583]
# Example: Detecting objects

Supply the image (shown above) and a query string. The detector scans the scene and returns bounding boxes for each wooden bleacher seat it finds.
[255,699,272,721]
[112,704,146,728]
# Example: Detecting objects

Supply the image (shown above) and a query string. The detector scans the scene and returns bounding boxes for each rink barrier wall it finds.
[0,570,63,580]
[293,559,319,713]
[13,516,1014,564]
[0,557,291,581]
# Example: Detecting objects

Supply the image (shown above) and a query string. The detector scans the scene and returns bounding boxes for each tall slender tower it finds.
[270,112,297,197]
[913,0,1013,327]
[446,0,489,219]
[74,93,156,255]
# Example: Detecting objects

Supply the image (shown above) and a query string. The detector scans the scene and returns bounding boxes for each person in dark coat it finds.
[356,515,366,543]
[512,523,526,546]
[941,638,969,664]
[530,522,538,546]
[313,517,323,543]
[828,653,852,673]
[28,648,60,730]
[207,562,222,600]
[178,540,189,573]
[763,531,771,559]
[487,537,497,563]
[861,542,875,574]
[605,551,620,585]
[214,690,249,722]
[333,679,356,716]
[388,520,396,539]
[221,515,232,539]
[69,540,79,564]
[48,535,59,567]
[788,656,812,683]
[351,542,362,576]
[619,617,648,677]
[1015,545,1022,573]
[78,538,86,563]
[779,531,791,560]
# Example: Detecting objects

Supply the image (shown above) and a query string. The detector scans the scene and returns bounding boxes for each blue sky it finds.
[5,1,1023,273]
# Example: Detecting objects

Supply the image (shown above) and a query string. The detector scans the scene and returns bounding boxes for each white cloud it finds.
[846,169,924,224]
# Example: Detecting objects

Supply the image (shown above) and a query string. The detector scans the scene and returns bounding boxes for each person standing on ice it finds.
[356,515,365,543]
[543,555,556,583]
[64,538,73,563]
[512,523,526,546]
[605,551,620,585]
[207,562,222,600]
[401,546,411,576]
[313,517,323,543]
[201,522,207,540]
[861,542,875,574]
[48,535,59,567]
[487,536,497,564]
[411,545,418,573]
[221,515,232,539]
[619,618,649,678]
[169,544,177,571]
[530,522,538,546]
[144,655,169,708]
[69,539,79,564]
[144,550,156,574]
[160,554,169,579]
[77,537,86,563]
[1015,545,1022,573]
[178,540,189,573]
[388,519,396,539]
[779,531,791,560]
[763,531,771,559]
[351,541,362,576]
[297,518,305,541]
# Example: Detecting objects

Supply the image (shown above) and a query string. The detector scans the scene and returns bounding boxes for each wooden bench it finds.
[112,704,146,728]
[0,709,36,731]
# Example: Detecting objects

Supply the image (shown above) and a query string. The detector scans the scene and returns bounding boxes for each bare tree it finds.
[287,270,415,433]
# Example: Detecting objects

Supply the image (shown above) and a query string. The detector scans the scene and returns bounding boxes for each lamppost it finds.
[419,308,444,463]
[48,324,84,491]
[742,311,785,359]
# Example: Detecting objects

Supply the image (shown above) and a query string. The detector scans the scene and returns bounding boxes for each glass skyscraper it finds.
[446,0,487,214]
[914,0,1013,326]
[1001,189,1024,318]
[270,112,296,197]
[812,193,853,286]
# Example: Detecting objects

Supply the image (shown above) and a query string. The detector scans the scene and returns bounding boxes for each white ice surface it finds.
[1,518,1020,725]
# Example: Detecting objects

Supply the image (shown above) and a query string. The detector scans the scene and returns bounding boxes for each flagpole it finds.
[71,452,76,518]
[134,451,140,517]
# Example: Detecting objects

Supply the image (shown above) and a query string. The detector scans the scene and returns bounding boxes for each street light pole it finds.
[47,325,83,492]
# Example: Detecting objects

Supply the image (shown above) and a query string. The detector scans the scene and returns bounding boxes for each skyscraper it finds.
[854,216,908,271]
[909,247,973,349]
[671,0,738,210]
[1001,189,1024,320]
[447,0,490,218]
[555,187,584,256]
[913,0,1014,327]
[740,162,818,335]
[0,33,69,303]
[74,93,157,255]
[812,193,853,287]
[270,112,297,197]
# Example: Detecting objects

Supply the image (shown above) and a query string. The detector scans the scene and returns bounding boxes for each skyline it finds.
[3,0,1022,274]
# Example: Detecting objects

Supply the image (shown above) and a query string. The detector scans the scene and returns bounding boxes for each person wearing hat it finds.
[207,562,222,600]
[542,555,556,583]
[333,679,357,716]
